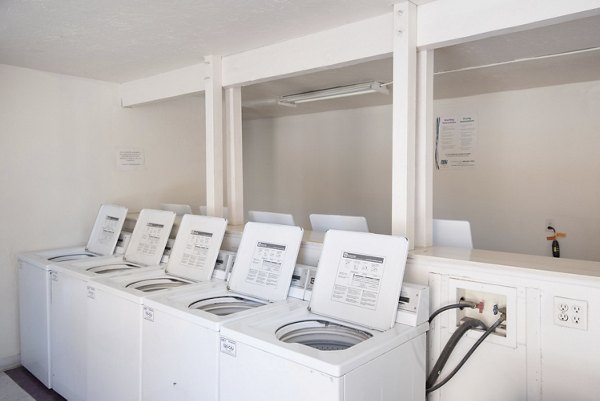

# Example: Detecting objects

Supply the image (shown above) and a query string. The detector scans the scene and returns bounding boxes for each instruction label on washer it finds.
[245,242,286,288]
[220,337,236,357]
[331,252,385,310]
[143,306,154,322]
[136,223,165,256]
[98,215,121,246]
[180,230,213,269]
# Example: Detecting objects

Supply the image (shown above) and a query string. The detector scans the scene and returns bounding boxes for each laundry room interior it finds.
[2,1,600,401]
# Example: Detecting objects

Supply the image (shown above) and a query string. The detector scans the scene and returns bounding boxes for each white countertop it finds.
[409,246,600,280]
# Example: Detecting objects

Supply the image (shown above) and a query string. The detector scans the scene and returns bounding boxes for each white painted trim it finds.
[221,13,394,87]
[526,288,542,401]
[204,56,224,217]
[120,63,207,107]
[417,0,600,49]
[391,1,417,245]
[415,50,433,248]
[225,87,244,225]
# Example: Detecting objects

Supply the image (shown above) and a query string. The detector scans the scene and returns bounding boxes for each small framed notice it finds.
[117,148,145,170]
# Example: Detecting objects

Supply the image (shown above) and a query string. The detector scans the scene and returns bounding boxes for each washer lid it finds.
[165,215,227,281]
[85,204,128,256]
[308,230,409,331]
[123,209,176,266]
[227,222,303,302]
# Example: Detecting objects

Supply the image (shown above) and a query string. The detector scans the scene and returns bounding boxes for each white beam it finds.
[221,13,393,87]
[120,63,207,107]
[391,1,417,245]
[225,87,244,225]
[415,50,434,248]
[204,56,224,218]
[417,0,600,49]
[120,2,600,106]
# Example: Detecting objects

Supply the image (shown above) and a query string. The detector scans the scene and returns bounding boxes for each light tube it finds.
[278,81,389,105]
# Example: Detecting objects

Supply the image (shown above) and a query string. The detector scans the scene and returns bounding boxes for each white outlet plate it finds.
[554,296,588,330]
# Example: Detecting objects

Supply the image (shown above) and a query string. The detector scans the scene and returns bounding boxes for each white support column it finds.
[204,55,224,217]
[415,49,434,248]
[225,87,244,225]
[391,1,417,244]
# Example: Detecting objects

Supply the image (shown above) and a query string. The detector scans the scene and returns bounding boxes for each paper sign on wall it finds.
[117,148,145,170]
[435,116,477,170]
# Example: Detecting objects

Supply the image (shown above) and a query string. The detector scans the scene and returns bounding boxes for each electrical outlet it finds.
[554,296,588,330]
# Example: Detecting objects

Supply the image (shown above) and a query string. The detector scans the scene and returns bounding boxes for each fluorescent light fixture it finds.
[278,81,389,105]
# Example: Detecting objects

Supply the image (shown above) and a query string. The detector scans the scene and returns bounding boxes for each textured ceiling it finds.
[3,0,598,98]
[0,0,394,82]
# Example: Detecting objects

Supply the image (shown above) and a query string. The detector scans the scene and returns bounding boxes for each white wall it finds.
[242,79,600,260]
[0,64,205,365]
[411,252,600,401]
[242,105,392,234]
[434,80,600,261]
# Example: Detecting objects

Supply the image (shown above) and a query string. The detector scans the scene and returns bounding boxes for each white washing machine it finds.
[219,230,429,401]
[17,203,128,388]
[48,208,175,401]
[140,222,305,401]
[84,214,228,401]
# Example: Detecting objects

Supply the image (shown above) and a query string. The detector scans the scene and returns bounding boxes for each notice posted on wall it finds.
[117,148,145,170]
[331,252,385,311]
[245,242,287,288]
[435,116,477,170]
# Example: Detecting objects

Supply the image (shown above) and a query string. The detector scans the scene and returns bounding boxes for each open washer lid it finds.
[85,204,128,256]
[164,214,227,281]
[123,209,176,266]
[227,222,303,302]
[308,230,409,331]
